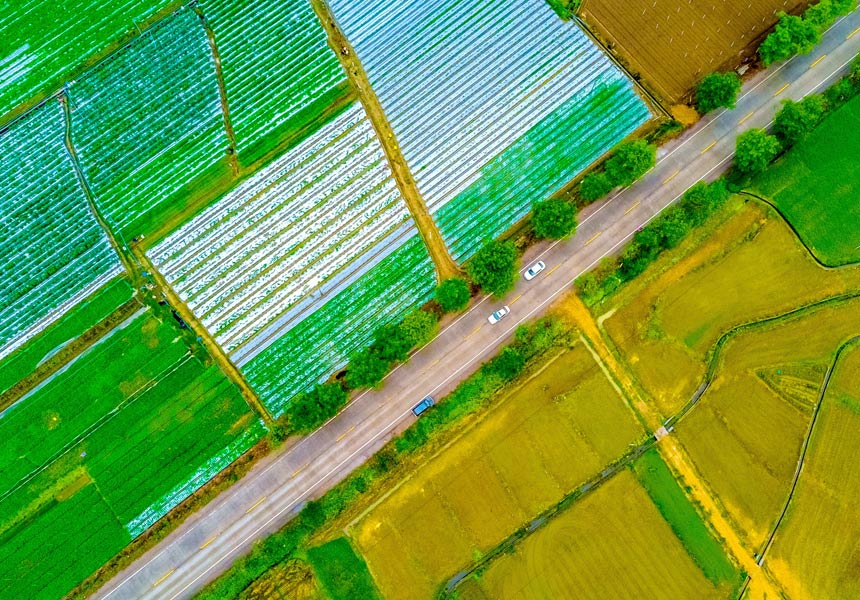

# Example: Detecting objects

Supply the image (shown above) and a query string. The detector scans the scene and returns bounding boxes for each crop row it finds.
[68,6,228,234]
[201,0,347,156]
[244,234,436,417]
[330,0,651,258]
[0,99,121,360]
[151,103,412,356]
[0,0,166,117]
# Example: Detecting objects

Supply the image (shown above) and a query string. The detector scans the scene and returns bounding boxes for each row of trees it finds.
[580,140,657,201]
[759,0,856,66]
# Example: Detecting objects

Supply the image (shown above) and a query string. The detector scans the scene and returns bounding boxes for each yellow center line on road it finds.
[431,358,441,366]
[849,26,860,39]
[246,496,266,514]
[700,141,717,154]
[546,264,562,276]
[585,231,602,246]
[774,83,790,96]
[336,425,356,442]
[738,111,755,125]
[291,464,308,478]
[199,536,218,550]
[464,324,482,340]
[510,294,523,305]
[153,569,175,588]
[810,54,827,68]
[624,200,641,215]
[662,171,679,184]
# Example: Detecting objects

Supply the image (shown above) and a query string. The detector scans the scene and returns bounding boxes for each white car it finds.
[488,306,511,324]
[524,260,546,281]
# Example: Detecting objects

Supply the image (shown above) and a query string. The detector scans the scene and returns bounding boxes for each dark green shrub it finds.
[695,72,742,113]
[466,240,519,298]
[532,199,577,239]
[435,277,471,312]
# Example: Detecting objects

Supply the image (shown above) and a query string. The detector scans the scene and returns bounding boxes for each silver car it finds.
[524,260,546,281]
[488,306,511,324]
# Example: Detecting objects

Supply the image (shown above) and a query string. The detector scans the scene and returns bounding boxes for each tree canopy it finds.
[759,12,821,66]
[734,128,781,175]
[695,72,742,113]
[467,239,518,298]
[399,308,438,347]
[346,349,390,390]
[287,382,348,432]
[435,277,471,313]
[773,95,827,146]
[532,199,577,239]
[604,139,657,187]
[579,171,614,202]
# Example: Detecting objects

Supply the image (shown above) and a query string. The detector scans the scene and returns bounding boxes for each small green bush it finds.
[435,277,471,313]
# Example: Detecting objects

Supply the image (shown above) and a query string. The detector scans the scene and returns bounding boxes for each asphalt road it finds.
[94,11,860,600]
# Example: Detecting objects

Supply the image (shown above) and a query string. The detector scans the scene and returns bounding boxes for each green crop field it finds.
[674,299,860,549]
[751,94,860,266]
[766,343,860,600]
[306,538,382,600]
[352,344,643,600]
[632,449,740,587]
[0,311,263,599]
[0,277,133,395]
[602,199,860,416]
[457,472,727,600]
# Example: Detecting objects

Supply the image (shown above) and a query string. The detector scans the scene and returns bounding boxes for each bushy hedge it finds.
[576,180,730,307]
[580,140,656,202]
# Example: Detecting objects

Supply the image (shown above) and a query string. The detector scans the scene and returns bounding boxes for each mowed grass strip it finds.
[632,449,739,586]
[752,94,860,266]
[0,277,134,395]
[603,201,860,415]
[353,345,644,600]
[306,537,382,600]
[766,344,860,600]
[465,472,726,600]
[675,299,860,549]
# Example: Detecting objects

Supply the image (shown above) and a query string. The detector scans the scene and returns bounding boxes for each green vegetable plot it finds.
[0,311,263,600]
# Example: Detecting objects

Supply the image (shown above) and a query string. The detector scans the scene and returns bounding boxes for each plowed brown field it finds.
[580,0,808,102]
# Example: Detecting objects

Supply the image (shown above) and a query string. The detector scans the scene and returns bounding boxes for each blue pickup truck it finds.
[412,396,434,417]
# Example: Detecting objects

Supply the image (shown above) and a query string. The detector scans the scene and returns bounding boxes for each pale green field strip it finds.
[0,311,263,599]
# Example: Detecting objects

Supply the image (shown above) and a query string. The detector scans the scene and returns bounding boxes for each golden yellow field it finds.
[674,299,860,549]
[459,472,725,600]
[602,200,860,416]
[352,344,644,600]
[766,343,860,599]
[238,560,323,600]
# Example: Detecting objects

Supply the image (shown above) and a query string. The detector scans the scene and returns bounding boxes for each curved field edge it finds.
[748,93,860,267]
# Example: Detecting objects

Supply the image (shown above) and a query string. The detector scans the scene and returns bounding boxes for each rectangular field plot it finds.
[243,235,435,416]
[151,102,414,356]
[460,472,727,600]
[0,100,122,361]
[0,311,263,599]
[674,299,860,550]
[352,345,644,600]
[752,94,860,265]
[603,201,860,416]
[201,0,349,163]
[581,0,806,101]
[767,344,860,599]
[0,0,168,117]
[68,6,230,237]
[330,0,650,260]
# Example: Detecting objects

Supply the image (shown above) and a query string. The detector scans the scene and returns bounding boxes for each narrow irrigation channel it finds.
[310,0,461,283]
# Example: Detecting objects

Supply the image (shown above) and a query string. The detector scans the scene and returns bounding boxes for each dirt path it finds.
[559,293,786,599]
[191,4,239,176]
[131,248,273,425]
[309,0,461,283]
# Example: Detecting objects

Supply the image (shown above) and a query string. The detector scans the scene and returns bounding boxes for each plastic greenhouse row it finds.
[244,235,436,417]
[150,103,413,357]
[201,0,346,152]
[329,0,651,259]
[68,6,228,234]
[0,0,166,117]
[0,99,122,360]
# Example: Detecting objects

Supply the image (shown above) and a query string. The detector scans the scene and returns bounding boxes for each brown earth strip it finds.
[560,293,787,600]
[309,0,461,283]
